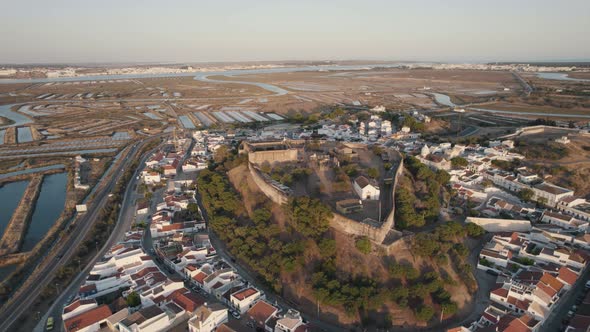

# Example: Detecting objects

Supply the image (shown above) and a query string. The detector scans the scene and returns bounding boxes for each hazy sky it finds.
[1,0,589,64]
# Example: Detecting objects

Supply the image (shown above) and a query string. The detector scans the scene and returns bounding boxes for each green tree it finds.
[412,233,440,258]
[537,196,548,207]
[367,167,379,179]
[518,188,534,202]
[286,197,333,238]
[465,223,485,237]
[126,291,141,307]
[252,208,272,225]
[318,238,337,258]
[451,157,468,168]
[442,302,458,315]
[355,236,371,254]
[213,145,231,163]
[187,202,199,215]
[415,305,435,322]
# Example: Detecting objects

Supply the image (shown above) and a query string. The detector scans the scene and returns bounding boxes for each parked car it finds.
[46,317,54,331]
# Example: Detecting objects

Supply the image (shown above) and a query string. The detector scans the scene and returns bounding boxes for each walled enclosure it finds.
[246,143,405,245]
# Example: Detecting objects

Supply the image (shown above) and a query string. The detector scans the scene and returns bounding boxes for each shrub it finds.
[415,305,435,322]
[355,236,371,254]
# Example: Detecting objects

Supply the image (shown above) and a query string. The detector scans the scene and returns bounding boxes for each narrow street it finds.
[540,266,590,331]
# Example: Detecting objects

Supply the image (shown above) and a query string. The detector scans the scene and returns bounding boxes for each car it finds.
[567,311,575,318]
[46,317,54,331]
[585,280,590,289]
[231,311,241,319]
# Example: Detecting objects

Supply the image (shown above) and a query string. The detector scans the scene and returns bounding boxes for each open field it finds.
[515,132,590,198]
[566,72,590,79]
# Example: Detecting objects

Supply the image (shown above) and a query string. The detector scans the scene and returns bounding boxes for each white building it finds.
[275,309,305,332]
[353,176,380,200]
[142,171,161,185]
[188,303,228,332]
[230,287,262,314]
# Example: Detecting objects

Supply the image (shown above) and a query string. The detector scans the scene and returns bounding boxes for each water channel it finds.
[0,180,29,238]
[21,173,67,251]
[536,72,590,82]
[0,104,32,129]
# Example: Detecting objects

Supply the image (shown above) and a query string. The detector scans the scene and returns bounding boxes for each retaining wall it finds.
[248,162,289,205]
[466,217,532,232]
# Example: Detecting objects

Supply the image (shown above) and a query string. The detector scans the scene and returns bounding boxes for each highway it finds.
[0,135,165,332]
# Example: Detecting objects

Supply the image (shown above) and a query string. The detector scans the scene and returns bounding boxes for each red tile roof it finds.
[78,284,96,294]
[192,272,208,284]
[232,287,258,301]
[63,299,95,314]
[173,291,205,313]
[557,266,578,286]
[491,287,508,298]
[540,273,564,293]
[247,300,277,325]
[64,305,112,332]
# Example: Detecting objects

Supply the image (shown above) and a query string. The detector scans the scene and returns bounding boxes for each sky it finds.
[1,0,589,64]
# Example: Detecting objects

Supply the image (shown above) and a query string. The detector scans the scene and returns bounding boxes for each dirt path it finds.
[0,174,43,256]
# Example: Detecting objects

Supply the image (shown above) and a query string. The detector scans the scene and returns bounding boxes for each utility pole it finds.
[317,298,319,318]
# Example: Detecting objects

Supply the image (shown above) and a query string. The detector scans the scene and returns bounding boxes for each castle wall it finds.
[329,157,404,244]
[248,149,299,165]
[248,146,406,245]
[248,162,289,205]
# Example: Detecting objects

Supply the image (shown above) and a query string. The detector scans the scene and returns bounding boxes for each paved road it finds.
[0,136,165,332]
[540,264,590,331]
[450,233,496,329]
[33,138,166,332]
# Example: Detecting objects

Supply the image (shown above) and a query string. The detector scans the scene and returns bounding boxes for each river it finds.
[0,104,32,129]
[21,173,67,252]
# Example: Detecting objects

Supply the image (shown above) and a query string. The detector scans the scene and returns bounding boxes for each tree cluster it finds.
[395,156,450,229]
